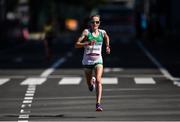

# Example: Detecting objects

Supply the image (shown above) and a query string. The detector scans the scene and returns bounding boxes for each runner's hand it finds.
[84,42,89,46]
[90,40,96,45]
[106,46,110,54]
[84,40,96,46]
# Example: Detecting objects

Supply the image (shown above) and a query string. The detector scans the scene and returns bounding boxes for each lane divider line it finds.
[18,51,72,122]
[40,58,66,77]
[0,78,10,85]
[18,85,36,122]
[137,41,180,86]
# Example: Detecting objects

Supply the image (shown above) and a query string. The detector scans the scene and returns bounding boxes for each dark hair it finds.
[90,14,101,21]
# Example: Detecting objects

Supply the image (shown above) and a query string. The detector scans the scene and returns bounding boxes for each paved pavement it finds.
[0,38,180,121]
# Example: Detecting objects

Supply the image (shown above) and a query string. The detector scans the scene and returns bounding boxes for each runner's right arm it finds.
[75,29,89,48]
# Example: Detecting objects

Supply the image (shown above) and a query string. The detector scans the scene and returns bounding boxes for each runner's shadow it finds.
[4,114,97,119]
[31,114,96,119]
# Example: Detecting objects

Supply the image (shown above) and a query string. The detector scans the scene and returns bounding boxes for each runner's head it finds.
[90,14,100,30]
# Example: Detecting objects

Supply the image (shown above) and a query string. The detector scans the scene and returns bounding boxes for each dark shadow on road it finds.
[3,114,97,119]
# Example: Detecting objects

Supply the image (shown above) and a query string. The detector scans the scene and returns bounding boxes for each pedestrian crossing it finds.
[0,76,178,87]
[101,77,118,84]
[59,77,82,85]
[21,78,47,85]
[134,78,156,84]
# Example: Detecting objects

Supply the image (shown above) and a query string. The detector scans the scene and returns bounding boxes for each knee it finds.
[96,77,102,84]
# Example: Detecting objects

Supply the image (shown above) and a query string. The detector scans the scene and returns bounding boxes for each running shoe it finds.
[88,77,96,92]
[96,103,103,112]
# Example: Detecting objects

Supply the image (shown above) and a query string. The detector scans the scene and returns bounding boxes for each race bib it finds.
[85,45,101,55]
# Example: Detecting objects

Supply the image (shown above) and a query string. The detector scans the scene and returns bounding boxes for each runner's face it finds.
[90,16,100,30]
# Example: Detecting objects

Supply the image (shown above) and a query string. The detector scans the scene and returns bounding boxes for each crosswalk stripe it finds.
[59,77,82,85]
[134,77,156,84]
[0,78,10,85]
[21,78,47,85]
[0,77,176,86]
[102,77,118,84]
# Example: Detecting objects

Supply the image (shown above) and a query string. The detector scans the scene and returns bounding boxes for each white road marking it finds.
[18,85,36,121]
[25,93,34,97]
[20,109,30,114]
[174,81,180,87]
[137,41,180,84]
[18,120,28,122]
[102,77,118,84]
[104,68,123,73]
[21,104,31,108]
[21,78,47,85]
[27,87,36,91]
[40,51,72,77]
[23,100,32,104]
[134,77,156,84]
[19,114,29,119]
[40,58,66,77]
[0,78,10,85]
[59,77,82,85]
[18,52,71,122]
[26,90,35,94]
[24,97,33,100]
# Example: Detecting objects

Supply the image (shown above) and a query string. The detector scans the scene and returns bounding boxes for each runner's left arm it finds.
[104,31,110,54]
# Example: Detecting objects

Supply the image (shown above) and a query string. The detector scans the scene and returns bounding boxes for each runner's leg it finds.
[84,68,93,88]
[95,64,103,104]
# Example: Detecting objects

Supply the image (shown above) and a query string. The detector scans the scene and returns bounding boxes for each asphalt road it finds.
[0,37,180,121]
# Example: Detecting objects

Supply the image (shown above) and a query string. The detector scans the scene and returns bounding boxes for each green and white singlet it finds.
[82,29,106,65]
